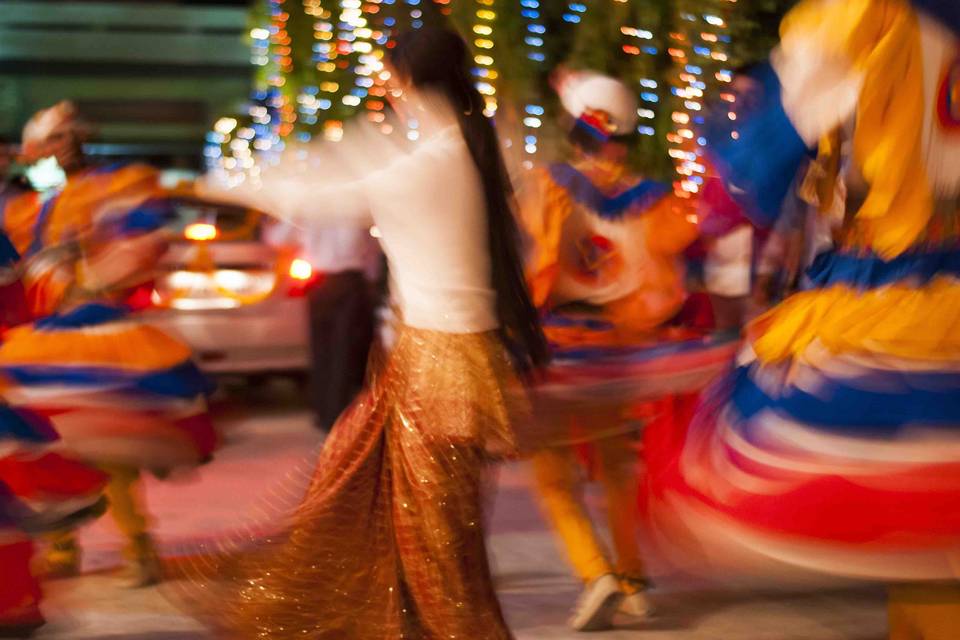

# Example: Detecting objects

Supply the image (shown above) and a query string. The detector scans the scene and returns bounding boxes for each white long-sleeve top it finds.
[204,105,497,334]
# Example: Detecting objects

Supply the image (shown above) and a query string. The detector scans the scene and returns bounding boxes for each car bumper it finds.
[145,297,310,374]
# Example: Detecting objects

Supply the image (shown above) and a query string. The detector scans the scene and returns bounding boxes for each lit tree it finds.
[207,0,793,182]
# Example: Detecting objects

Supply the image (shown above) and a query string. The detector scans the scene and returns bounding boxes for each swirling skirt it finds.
[0,303,215,473]
[169,326,527,639]
[532,314,739,445]
[0,404,106,544]
[644,248,960,581]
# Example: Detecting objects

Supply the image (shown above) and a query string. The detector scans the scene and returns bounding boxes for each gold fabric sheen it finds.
[169,326,528,639]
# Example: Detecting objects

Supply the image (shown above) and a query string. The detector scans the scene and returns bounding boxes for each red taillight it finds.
[286,258,320,297]
[289,258,313,281]
[185,223,218,242]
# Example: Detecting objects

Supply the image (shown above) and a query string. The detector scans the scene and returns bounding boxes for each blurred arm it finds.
[645,195,699,256]
[198,165,370,226]
[704,0,875,229]
[517,169,572,308]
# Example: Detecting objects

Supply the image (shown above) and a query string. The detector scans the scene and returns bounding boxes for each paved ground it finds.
[35,385,888,640]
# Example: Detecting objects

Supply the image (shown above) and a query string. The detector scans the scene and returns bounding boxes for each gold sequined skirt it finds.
[170,326,527,639]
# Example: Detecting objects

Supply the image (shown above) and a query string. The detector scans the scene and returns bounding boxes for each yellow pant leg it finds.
[42,530,81,577]
[100,464,151,559]
[889,583,960,640]
[531,447,614,583]
[593,435,645,581]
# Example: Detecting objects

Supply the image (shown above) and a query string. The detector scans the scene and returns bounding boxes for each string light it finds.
[615,8,662,141]
[470,0,499,116]
[518,0,546,165]
[667,0,737,196]
[212,1,745,187]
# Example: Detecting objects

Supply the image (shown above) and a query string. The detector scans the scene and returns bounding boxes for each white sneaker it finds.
[618,589,654,618]
[569,574,624,632]
[617,577,654,619]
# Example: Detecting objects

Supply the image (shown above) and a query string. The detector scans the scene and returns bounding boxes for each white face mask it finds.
[25,156,67,193]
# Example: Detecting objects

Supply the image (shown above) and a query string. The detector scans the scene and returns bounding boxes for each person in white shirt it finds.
[266,219,383,431]
[187,27,547,639]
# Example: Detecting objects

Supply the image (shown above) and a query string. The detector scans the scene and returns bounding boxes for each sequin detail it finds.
[169,326,527,639]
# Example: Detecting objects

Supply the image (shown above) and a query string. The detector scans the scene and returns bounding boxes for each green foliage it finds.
[230,0,796,172]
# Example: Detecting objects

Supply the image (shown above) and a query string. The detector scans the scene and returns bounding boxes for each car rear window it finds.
[168,198,263,242]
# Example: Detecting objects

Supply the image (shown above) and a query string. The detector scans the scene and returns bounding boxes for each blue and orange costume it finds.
[0,125,215,584]
[0,230,106,636]
[523,158,698,346]
[519,74,714,629]
[643,2,960,638]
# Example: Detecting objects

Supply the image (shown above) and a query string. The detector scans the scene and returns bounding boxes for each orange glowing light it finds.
[289,258,314,281]
[184,223,218,242]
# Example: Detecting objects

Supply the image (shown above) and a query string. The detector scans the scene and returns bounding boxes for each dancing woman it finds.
[188,27,548,639]
[0,229,107,638]
[644,1,960,638]
[0,103,216,586]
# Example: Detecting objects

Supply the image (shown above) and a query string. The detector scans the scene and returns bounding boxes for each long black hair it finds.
[389,27,550,372]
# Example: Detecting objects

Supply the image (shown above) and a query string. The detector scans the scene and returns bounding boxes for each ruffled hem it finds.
[749,276,960,364]
[0,303,215,469]
[1,319,195,372]
[643,377,960,581]
[0,450,107,535]
[0,406,57,445]
[805,246,960,290]
[44,408,216,471]
[532,331,737,441]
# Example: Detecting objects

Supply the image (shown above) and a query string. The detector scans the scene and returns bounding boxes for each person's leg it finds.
[888,583,960,640]
[308,277,339,431]
[390,432,512,639]
[42,530,80,578]
[531,446,624,631]
[0,540,43,633]
[531,447,615,583]
[309,272,373,431]
[593,434,653,618]
[101,464,160,587]
[594,434,644,581]
[335,272,375,412]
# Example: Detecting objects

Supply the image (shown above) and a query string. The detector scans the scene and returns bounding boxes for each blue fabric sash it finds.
[703,64,814,229]
[730,366,960,434]
[547,164,670,221]
[1,361,214,399]
[804,247,960,290]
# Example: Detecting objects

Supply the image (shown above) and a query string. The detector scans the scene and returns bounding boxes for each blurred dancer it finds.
[520,71,697,631]
[644,2,960,639]
[184,27,546,639]
[523,71,698,344]
[0,142,34,332]
[0,102,215,587]
[0,231,107,638]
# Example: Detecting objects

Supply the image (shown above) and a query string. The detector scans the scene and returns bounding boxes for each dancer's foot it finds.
[42,538,81,579]
[0,621,44,639]
[0,607,45,638]
[569,573,623,632]
[121,534,162,588]
[618,577,654,619]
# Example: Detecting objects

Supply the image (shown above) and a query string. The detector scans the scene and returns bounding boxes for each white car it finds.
[145,197,313,377]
